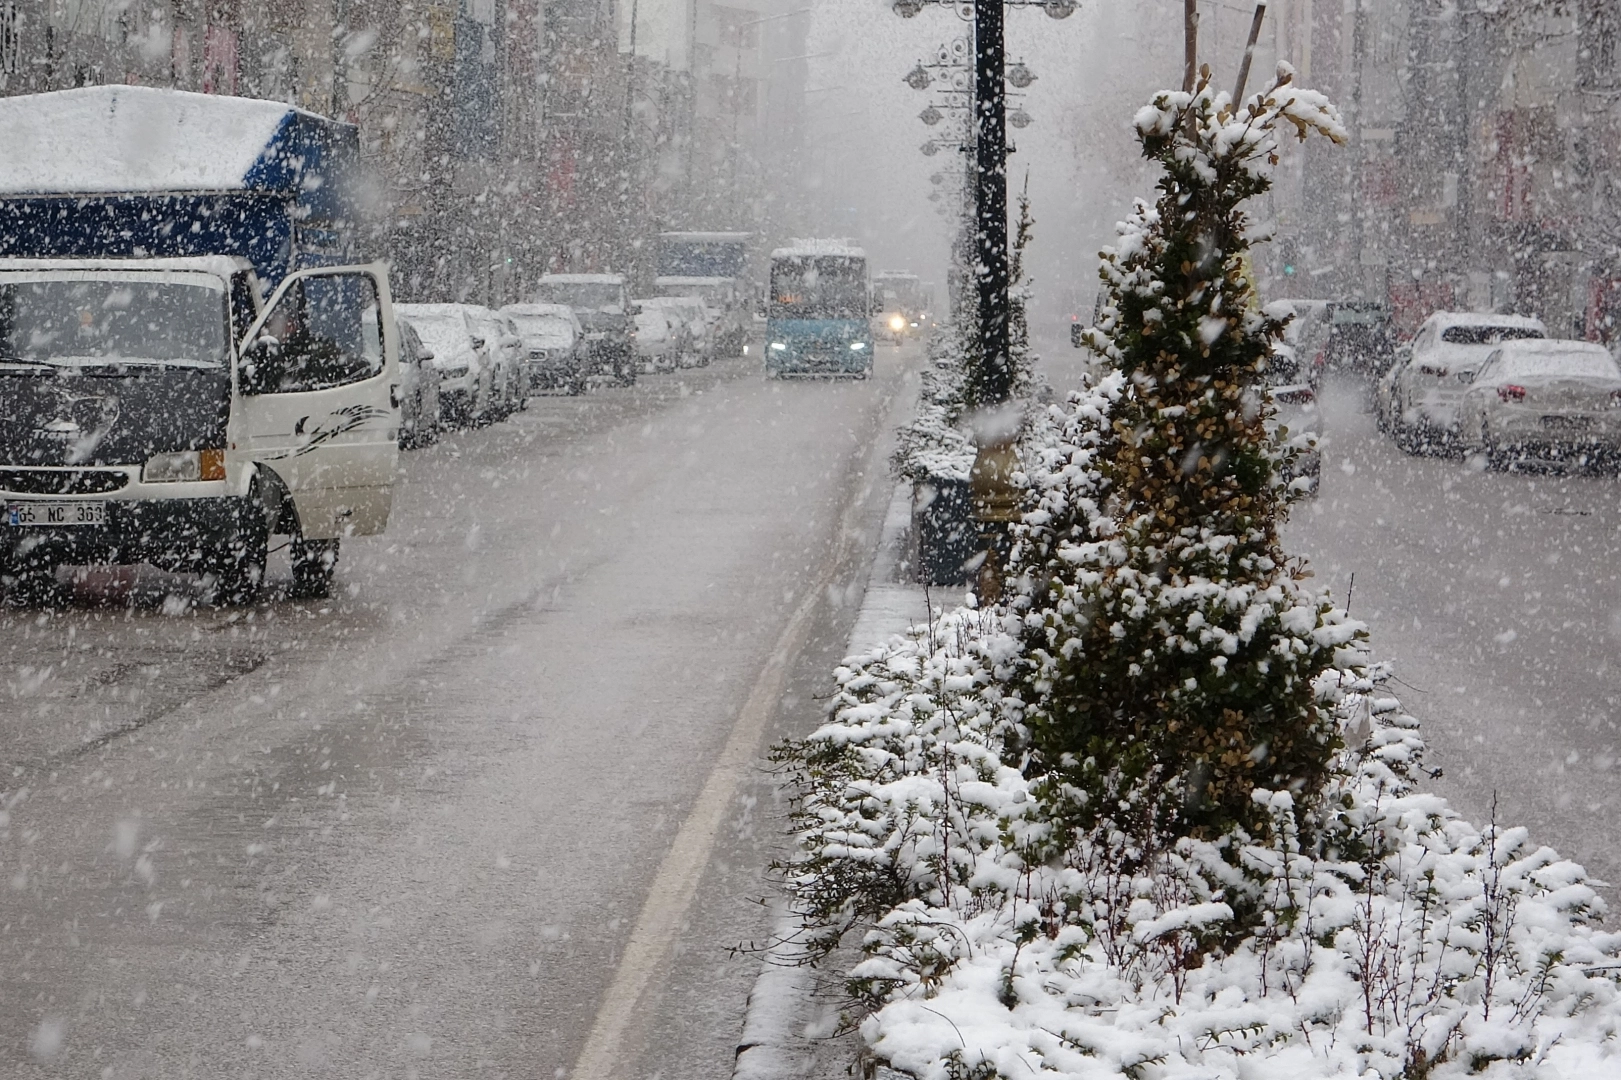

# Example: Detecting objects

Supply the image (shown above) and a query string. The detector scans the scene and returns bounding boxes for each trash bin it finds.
[913,477,978,587]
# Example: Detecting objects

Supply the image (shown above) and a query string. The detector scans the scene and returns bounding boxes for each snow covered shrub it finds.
[1013,65,1356,843]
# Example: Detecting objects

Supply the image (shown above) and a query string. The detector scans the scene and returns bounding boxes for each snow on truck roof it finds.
[539,274,625,285]
[658,232,750,242]
[0,254,252,279]
[772,239,866,259]
[0,86,352,196]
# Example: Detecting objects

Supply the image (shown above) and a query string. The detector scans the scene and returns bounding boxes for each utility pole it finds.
[973,0,1011,402]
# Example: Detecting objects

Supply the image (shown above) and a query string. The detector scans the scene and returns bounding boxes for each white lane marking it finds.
[569,583,824,1080]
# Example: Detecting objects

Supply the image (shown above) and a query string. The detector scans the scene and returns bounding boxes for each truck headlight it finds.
[850,342,868,352]
[769,342,787,351]
[145,449,225,483]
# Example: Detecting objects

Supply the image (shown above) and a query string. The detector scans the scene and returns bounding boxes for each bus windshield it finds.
[770,256,868,320]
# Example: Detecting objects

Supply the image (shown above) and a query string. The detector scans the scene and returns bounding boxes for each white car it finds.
[642,297,711,367]
[1379,312,1546,451]
[1457,339,1621,472]
[633,305,682,373]
[395,316,442,449]
[396,304,495,428]
[502,303,587,395]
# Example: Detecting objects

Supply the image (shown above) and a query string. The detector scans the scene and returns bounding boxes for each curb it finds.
[731,482,936,1080]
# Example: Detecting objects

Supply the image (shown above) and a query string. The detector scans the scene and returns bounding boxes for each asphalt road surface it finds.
[1036,327,1621,894]
[0,345,916,1079]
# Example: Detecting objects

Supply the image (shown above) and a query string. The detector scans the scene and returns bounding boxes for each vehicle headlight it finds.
[888,315,906,331]
[769,342,788,351]
[850,341,868,352]
[145,449,225,483]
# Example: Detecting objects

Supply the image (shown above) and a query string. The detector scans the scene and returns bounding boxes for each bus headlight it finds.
[888,314,906,332]
[769,342,787,351]
[850,342,868,352]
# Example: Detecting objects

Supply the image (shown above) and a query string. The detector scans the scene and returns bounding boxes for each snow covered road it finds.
[1283,378,1621,893]
[0,348,914,1077]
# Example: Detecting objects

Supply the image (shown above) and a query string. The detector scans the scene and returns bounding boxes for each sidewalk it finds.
[731,482,937,1080]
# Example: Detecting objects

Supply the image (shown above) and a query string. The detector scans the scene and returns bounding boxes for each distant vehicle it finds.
[1457,339,1621,472]
[765,240,874,377]
[1263,299,1333,386]
[396,316,442,449]
[873,270,924,342]
[1323,300,1394,378]
[1263,342,1321,496]
[463,306,525,419]
[655,232,751,356]
[1377,312,1546,452]
[632,305,683,373]
[534,274,637,386]
[502,303,587,395]
[396,304,496,428]
[642,297,711,367]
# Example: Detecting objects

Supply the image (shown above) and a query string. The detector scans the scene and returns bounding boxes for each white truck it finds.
[0,87,400,604]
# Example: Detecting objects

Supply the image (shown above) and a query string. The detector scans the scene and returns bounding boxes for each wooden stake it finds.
[1232,3,1268,104]
[1183,0,1199,93]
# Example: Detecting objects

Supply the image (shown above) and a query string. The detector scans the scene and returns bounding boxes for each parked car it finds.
[502,303,587,394]
[1263,344,1321,496]
[533,274,637,386]
[1377,312,1546,452]
[1456,339,1621,472]
[395,303,494,428]
[632,306,682,373]
[643,297,711,367]
[395,316,442,449]
[463,306,525,419]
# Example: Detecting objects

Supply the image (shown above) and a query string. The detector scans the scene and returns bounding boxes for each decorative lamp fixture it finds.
[1005,61,1035,88]
[921,141,940,156]
[894,0,925,17]
[1042,0,1076,17]
[903,63,932,90]
[919,105,944,126]
[1008,107,1032,129]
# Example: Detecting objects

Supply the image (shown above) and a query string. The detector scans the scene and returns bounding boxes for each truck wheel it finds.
[290,538,340,599]
[209,492,271,606]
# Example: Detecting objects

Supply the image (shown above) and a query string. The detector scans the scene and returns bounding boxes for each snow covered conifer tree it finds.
[1017,66,1359,842]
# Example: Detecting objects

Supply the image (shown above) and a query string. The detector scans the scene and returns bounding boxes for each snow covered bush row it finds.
[783,389,1621,1079]
[778,67,1621,1080]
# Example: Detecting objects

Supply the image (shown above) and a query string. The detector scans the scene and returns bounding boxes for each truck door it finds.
[232,264,400,540]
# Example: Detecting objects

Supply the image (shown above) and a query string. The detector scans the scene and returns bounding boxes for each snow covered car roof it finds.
[654,276,733,286]
[1420,310,1545,333]
[539,274,625,285]
[502,303,577,320]
[657,231,750,242]
[772,239,866,259]
[0,86,353,196]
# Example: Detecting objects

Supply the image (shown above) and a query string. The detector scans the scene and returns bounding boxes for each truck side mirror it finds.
[239,336,283,396]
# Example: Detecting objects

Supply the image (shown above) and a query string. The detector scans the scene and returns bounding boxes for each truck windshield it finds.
[770,257,868,319]
[535,283,624,311]
[0,275,227,369]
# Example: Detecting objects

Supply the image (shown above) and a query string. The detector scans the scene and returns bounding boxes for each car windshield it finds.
[535,283,624,310]
[0,274,227,369]
[405,316,470,357]
[1440,324,1543,345]
[510,315,574,343]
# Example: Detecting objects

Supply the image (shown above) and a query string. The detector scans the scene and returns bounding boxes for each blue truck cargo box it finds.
[0,86,362,287]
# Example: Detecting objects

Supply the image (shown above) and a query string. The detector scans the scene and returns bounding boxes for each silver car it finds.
[1457,339,1621,472]
[1379,312,1545,452]
[502,303,587,395]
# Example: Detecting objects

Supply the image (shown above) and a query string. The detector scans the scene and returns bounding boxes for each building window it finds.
[0,2,21,77]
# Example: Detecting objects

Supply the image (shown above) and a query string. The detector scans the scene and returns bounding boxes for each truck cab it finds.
[0,256,399,602]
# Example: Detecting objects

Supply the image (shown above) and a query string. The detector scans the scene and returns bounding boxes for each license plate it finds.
[7,501,107,526]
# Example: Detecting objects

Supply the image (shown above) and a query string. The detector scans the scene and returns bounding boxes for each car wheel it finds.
[290,537,340,599]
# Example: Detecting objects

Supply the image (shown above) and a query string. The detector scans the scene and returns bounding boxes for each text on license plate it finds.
[8,501,107,526]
